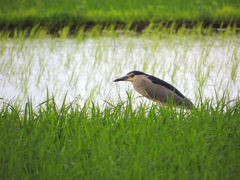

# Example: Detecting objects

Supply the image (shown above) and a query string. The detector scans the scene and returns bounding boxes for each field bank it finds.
[0,0,240,31]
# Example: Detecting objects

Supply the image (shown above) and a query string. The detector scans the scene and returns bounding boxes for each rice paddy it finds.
[0,24,240,179]
[0,25,239,107]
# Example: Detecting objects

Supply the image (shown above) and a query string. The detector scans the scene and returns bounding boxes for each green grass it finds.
[0,94,240,179]
[0,0,240,28]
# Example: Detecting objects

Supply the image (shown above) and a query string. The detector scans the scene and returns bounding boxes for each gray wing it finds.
[143,79,186,106]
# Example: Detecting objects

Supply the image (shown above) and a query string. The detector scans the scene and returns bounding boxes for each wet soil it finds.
[1,20,240,36]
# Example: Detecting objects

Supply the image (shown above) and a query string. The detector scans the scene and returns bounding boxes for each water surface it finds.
[0,35,240,107]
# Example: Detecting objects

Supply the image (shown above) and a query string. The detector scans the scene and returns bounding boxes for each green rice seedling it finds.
[13,28,18,39]
[86,24,102,38]
[231,23,237,36]
[142,22,154,40]
[0,39,6,56]
[49,37,57,52]
[33,26,48,39]
[65,54,72,69]
[176,23,187,37]
[59,25,70,39]
[28,23,40,39]
[169,21,176,38]
[75,25,85,44]
[18,29,29,39]
[69,67,76,86]
[230,54,239,82]
[106,24,116,38]
[0,29,9,39]
[194,22,204,37]
[123,22,133,37]
[37,62,47,85]
[141,59,148,73]
[171,63,179,84]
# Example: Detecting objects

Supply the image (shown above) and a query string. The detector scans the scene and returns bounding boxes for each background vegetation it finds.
[0,0,240,29]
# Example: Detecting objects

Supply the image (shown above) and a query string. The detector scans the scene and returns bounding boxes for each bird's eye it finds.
[131,74,135,77]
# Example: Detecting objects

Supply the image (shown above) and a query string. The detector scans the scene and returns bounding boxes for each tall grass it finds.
[0,94,240,179]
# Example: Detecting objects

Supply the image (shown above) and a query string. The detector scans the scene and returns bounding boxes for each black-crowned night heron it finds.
[113,71,194,109]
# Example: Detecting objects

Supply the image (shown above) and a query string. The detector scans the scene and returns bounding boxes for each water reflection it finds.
[0,35,239,107]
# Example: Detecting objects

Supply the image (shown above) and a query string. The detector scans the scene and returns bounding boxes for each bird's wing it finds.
[143,78,185,105]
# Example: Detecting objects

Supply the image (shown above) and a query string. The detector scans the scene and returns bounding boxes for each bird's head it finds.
[113,71,146,82]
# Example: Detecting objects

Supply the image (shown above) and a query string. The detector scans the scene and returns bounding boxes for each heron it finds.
[113,71,194,109]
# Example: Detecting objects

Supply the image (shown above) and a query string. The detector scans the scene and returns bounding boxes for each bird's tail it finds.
[184,98,195,109]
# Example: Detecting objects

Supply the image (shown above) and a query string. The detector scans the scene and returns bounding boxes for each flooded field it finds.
[0,34,240,107]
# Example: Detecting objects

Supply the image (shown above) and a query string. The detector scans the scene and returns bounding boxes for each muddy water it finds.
[0,35,240,107]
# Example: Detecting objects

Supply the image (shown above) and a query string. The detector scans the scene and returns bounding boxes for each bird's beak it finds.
[113,76,129,82]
